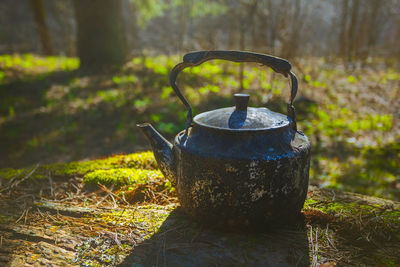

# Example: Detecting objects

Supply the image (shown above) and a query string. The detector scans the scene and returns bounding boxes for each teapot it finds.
[137,51,310,228]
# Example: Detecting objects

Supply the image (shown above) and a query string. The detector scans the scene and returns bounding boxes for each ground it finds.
[0,54,399,201]
[1,152,399,266]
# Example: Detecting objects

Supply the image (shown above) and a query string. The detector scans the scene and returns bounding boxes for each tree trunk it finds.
[339,0,349,60]
[365,0,383,61]
[72,0,127,70]
[30,0,53,55]
[248,0,258,50]
[124,0,140,55]
[267,0,276,53]
[347,0,360,62]
[284,0,302,59]
[177,0,189,53]
[256,4,267,51]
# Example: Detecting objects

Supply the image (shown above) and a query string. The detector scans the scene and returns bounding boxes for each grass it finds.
[0,54,399,201]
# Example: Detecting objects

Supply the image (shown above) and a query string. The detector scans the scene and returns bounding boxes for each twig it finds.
[114,232,122,249]
[48,173,55,200]
[96,183,115,207]
[3,172,25,188]
[15,209,27,224]
[46,213,58,223]
[325,224,336,250]
[24,207,30,224]
[109,193,118,209]
[114,208,126,225]
[71,183,81,194]
[331,190,336,201]
[1,164,40,193]
[120,192,130,206]
[310,226,320,267]
[36,207,44,218]
[310,225,319,267]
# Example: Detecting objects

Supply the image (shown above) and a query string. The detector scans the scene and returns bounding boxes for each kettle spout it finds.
[137,123,177,186]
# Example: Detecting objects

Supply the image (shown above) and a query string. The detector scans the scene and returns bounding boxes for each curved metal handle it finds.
[169,50,299,135]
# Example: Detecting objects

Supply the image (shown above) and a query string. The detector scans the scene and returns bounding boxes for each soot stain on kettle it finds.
[161,123,312,228]
[172,136,309,228]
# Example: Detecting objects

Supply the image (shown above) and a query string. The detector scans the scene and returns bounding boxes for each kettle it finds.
[137,51,310,228]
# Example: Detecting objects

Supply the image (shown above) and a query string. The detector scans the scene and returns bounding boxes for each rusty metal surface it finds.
[173,126,310,228]
[138,121,310,228]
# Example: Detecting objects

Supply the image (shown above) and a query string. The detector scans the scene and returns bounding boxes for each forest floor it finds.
[0,54,399,201]
[0,54,399,265]
[0,152,399,266]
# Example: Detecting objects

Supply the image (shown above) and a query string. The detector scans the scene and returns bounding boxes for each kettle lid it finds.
[193,93,292,131]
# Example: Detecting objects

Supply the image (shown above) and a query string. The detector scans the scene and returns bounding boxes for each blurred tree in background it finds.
[30,0,54,55]
[72,0,127,69]
[1,0,399,67]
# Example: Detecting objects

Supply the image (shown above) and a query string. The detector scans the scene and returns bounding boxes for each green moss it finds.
[90,204,177,236]
[305,191,400,247]
[50,151,156,177]
[0,168,26,180]
[0,214,13,223]
[83,168,162,188]
[0,54,78,72]
[75,236,133,266]
[306,197,400,223]
[303,198,318,209]
[304,190,400,266]
[0,151,157,181]
[75,204,178,267]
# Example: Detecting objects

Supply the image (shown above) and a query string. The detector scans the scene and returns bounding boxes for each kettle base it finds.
[174,141,311,230]
[181,195,307,231]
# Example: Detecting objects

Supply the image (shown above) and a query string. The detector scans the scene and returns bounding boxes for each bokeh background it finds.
[0,0,399,200]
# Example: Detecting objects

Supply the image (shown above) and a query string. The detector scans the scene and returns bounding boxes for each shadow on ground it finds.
[0,68,162,168]
[119,208,310,267]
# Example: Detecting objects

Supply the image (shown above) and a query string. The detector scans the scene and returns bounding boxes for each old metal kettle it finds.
[137,51,310,228]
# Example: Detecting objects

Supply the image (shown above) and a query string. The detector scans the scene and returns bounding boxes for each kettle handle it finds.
[170,50,298,135]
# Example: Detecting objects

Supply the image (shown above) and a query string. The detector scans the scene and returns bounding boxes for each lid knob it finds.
[234,93,250,111]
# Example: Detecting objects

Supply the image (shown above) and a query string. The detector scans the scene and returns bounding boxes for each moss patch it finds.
[304,188,400,265]
[75,204,179,265]
[305,190,400,235]
[95,204,176,233]
[0,151,156,181]
[0,168,26,180]
[0,214,13,224]
[83,168,163,188]
[51,151,157,177]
